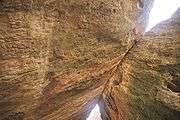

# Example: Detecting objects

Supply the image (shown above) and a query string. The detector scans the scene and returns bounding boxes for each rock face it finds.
[100,8,180,120]
[0,0,179,120]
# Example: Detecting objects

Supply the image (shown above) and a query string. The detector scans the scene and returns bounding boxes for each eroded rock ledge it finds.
[0,0,179,120]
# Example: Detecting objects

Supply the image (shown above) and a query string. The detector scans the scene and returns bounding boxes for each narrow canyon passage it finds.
[0,0,180,120]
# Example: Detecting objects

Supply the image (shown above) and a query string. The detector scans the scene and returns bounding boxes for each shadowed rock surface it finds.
[0,0,179,120]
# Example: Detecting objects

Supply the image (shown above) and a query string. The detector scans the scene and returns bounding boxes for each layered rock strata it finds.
[0,0,179,120]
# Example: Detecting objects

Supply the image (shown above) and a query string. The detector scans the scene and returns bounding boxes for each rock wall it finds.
[100,8,180,120]
[0,0,179,120]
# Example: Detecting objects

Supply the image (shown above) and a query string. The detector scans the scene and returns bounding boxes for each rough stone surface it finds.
[100,8,180,120]
[0,0,179,120]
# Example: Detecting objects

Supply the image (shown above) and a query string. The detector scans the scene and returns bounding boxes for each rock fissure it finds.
[0,1,180,120]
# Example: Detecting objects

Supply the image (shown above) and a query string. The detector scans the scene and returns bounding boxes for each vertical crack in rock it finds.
[1,0,180,120]
[97,31,143,120]
[100,38,140,96]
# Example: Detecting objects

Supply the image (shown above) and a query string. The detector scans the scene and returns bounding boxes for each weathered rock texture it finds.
[0,0,179,120]
[99,8,180,120]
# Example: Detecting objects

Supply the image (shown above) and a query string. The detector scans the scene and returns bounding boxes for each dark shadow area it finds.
[158,64,180,93]
[167,79,180,93]
[2,112,25,120]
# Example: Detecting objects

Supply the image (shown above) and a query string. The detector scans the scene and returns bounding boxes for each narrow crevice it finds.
[101,37,140,94]
[97,33,142,119]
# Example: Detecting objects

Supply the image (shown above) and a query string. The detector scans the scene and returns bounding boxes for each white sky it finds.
[87,104,102,120]
[146,0,180,31]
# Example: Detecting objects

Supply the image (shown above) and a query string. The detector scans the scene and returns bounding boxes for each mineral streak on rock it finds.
[0,0,179,120]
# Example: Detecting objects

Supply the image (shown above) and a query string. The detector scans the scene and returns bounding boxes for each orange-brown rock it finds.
[0,0,179,120]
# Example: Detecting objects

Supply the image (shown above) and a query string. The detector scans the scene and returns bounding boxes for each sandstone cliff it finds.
[0,0,179,120]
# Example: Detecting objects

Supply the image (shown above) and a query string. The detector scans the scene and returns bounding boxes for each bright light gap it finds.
[146,0,180,32]
[86,104,102,120]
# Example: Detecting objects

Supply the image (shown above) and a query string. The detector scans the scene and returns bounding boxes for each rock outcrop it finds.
[0,0,179,120]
